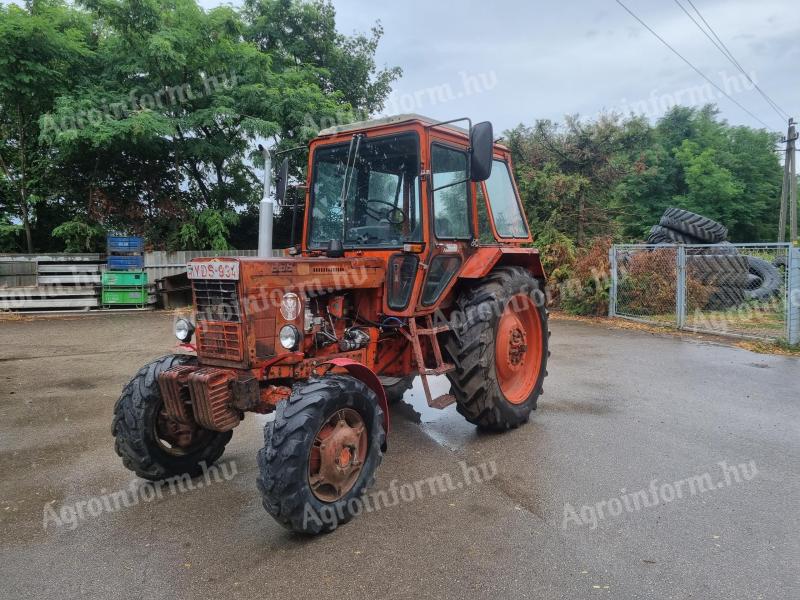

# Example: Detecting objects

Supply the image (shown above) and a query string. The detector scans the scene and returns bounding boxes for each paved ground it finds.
[1,313,798,600]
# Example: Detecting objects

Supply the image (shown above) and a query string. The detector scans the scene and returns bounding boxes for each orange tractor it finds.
[112,114,549,533]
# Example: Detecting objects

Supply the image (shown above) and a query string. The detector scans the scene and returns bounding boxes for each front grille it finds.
[194,280,240,322]
[196,321,245,362]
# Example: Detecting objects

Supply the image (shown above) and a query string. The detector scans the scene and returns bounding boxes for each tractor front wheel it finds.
[444,267,549,430]
[112,354,232,480]
[257,375,385,534]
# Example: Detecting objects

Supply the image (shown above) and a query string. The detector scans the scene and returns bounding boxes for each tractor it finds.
[112,114,549,533]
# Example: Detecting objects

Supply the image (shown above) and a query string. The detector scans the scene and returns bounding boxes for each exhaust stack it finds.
[257,144,273,257]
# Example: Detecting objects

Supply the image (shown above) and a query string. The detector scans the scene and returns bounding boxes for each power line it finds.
[615,0,774,130]
[679,0,791,122]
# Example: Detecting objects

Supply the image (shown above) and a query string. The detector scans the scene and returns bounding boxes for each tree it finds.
[0,0,94,252]
[9,0,399,251]
[507,113,651,245]
[507,105,783,246]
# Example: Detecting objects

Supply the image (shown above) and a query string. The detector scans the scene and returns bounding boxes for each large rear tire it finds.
[443,267,549,431]
[112,355,232,481]
[745,256,782,301]
[257,375,385,534]
[383,375,415,404]
[647,224,701,245]
[659,208,728,243]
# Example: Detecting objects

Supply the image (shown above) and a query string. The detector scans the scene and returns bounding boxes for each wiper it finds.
[339,133,363,242]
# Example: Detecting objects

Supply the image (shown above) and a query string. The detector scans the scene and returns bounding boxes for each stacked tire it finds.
[646,208,780,309]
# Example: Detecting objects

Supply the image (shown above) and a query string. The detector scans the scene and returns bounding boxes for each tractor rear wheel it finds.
[443,267,549,431]
[383,375,415,404]
[112,354,232,481]
[257,375,385,534]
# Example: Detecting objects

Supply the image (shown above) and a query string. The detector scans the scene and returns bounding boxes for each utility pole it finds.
[778,118,798,244]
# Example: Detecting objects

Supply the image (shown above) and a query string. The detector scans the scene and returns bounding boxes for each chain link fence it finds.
[610,243,800,344]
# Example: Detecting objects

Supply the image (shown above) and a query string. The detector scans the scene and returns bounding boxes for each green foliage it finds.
[509,106,783,248]
[0,0,96,251]
[0,2,784,259]
[0,0,399,252]
[177,209,239,250]
[558,237,611,316]
[508,106,783,313]
[0,219,23,252]
[51,219,106,252]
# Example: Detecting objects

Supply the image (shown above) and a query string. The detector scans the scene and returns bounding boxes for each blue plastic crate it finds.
[107,255,144,270]
[107,236,144,253]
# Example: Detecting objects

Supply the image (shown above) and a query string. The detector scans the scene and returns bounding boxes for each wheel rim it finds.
[495,294,543,405]
[308,408,367,502]
[154,403,212,456]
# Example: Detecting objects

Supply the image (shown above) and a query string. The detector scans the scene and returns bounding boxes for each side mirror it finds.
[275,158,289,206]
[470,121,493,182]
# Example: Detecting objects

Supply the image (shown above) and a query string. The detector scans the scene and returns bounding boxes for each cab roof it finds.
[317,113,469,137]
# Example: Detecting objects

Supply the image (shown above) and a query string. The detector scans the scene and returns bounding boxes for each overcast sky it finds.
[200,0,798,134]
[336,0,798,133]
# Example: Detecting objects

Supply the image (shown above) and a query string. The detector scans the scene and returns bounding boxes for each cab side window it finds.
[484,160,529,238]
[431,145,470,239]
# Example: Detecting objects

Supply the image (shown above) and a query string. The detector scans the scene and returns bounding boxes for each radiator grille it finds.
[194,280,240,322]
[197,321,244,362]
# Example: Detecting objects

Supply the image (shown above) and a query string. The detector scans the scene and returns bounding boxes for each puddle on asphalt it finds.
[392,375,476,451]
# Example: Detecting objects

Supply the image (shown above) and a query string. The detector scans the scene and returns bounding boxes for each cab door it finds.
[417,137,473,310]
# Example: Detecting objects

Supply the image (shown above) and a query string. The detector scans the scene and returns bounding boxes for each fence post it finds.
[676,245,686,329]
[608,245,617,318]
[789,246,800,346]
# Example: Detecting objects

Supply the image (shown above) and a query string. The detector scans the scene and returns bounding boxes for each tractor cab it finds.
[299,114,535,316]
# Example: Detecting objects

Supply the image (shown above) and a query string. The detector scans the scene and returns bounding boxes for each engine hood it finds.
[234,256,386,292]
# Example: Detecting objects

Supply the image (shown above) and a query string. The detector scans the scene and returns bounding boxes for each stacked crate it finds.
[103,236,148,308]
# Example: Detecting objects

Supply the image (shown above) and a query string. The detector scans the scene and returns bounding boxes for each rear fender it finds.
[324,358,390,448]
[459,247,546,280]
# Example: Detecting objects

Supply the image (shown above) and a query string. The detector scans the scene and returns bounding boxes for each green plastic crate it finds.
[102,288,147,305]
[102,271,147,286]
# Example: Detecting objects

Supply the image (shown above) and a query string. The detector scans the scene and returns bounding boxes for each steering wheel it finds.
[363,199,407,225]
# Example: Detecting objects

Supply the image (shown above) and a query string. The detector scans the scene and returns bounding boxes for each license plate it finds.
[187,261,240,280]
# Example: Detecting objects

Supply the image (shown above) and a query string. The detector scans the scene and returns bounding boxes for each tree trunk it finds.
[18,114,33,253]
[20,206,33,253]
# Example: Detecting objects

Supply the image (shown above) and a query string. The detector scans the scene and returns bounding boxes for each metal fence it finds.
[610,243,800,344]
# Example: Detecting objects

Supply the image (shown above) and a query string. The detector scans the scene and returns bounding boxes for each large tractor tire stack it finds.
[646,208,781,310]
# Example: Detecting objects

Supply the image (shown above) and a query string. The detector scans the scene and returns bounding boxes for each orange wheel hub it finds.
[308,408,367,502]
[495,294,543,405]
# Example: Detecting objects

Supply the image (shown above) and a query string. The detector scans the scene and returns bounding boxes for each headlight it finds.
[174,318,195,343]
[279,324,299,350]
[280,292,301,321]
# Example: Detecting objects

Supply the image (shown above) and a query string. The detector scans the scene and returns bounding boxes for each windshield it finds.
[308,133,422,248]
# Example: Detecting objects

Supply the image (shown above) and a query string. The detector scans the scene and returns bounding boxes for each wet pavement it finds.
[1,312,798,599]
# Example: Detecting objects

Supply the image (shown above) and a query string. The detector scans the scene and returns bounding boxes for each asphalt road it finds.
[1,313,798,599]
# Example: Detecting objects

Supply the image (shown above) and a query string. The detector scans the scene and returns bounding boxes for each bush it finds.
[617,249,710,314]
[559,237,612,316]
[0,221,23,252]
[51,220,106,252]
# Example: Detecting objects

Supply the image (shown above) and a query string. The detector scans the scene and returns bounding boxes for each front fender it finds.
[324,358,390,446]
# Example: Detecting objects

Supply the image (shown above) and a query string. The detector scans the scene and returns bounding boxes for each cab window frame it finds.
[429,141,473,241]
[483,158,530,241]
[306,130,423,250]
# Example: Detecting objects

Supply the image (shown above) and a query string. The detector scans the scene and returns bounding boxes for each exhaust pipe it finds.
[258,144,273,258]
